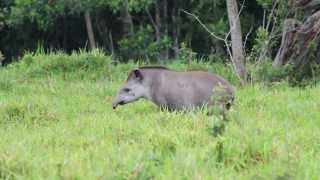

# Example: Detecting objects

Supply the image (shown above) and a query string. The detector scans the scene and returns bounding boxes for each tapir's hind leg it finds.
[207,103,227,120]
[208,91,233,121]
[208,89,234,136]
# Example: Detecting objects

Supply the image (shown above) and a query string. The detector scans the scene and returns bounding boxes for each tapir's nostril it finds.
[112,100,125,110]
[112,101,118,109]
[112,102,119,109]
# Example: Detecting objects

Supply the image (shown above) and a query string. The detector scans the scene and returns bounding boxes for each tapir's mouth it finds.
[112,100,126,109]
[118,101,125,105]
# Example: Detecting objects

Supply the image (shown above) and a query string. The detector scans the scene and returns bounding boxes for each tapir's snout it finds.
[112,103,117,109]
[112,98,119,109]
[112,100,119,109]
[112,98,125,109]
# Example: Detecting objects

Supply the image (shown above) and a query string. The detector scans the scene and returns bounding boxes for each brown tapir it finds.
[112,66,235,114]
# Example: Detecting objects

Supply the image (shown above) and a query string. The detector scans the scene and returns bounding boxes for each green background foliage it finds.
[0,0,319,178]
[0,0,284,63]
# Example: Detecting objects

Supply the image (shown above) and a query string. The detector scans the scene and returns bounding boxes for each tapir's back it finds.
[151,70,234,110]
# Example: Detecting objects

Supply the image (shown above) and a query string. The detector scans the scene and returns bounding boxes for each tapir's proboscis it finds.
[112,66,235,116]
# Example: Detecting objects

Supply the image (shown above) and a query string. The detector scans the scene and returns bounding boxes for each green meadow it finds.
[0,51,319,179]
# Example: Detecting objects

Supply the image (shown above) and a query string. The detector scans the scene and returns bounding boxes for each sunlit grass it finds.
[0,51,319,179]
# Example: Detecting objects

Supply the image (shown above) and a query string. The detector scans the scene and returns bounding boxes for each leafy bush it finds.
[4,49,238,86]
[178,42,196,62]
[288,62,320,87]
[248,27,270,62]
[14,49,114,80]
[248,61,291,84]
[165,59,239,85]
[189,61,238,85]
[248,60,320,87]
[119,26,172,61]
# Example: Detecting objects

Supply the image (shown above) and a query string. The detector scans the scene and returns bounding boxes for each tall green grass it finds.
[0,51,319,179]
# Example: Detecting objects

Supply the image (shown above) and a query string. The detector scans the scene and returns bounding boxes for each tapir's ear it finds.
[133,69,143,81]
[128,69,143,81]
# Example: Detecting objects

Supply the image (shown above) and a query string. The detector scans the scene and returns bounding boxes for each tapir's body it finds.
[112,66,235,112]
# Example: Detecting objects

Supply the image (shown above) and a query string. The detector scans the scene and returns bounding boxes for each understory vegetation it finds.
[0,51,319,179]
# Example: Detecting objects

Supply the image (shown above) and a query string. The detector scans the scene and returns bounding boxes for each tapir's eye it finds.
[123,88,131,92]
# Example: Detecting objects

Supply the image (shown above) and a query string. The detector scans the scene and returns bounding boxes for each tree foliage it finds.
[0,0,288,65]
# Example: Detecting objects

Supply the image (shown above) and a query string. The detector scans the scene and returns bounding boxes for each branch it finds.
[224,0,247,42]
[243,26,253,53]
[180,0,247,83]
[181,10,225,42]
[266,0,280,30]
[145,9,159,32]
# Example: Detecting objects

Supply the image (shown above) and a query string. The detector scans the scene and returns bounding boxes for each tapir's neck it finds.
[142,86,153,100]
[139,69,166,103]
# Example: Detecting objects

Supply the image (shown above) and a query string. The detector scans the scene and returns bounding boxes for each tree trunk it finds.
[316,41,320,64]
[62,16,67,50]
[163,0,169,59]
[290,0,320,9]
[155,0,162,45]
[172,5,180,59]
[273,19,302,67]
[0,51,4,66]
[121,0,134,36]
[84,10,96,49]
[108,30,115,56]
[273,10,320,68]
[154,0,163,61]
[226,0,247,81]
[146,0,169,61]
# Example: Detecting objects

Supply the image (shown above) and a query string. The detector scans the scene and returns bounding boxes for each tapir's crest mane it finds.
[138,66,169,70]
[126,66,169,81]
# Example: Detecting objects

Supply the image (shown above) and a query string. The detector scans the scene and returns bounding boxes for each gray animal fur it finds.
[112,66,235,112]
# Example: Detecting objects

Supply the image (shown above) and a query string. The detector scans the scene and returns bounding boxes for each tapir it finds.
[112,66,235,114]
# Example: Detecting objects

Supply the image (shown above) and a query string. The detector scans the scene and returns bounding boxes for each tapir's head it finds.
[112,69,149,109]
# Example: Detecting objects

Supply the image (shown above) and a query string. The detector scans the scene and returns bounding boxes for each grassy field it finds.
[0,51,319,179]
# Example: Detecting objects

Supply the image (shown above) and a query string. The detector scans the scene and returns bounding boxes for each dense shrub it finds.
[19,49,111,78]
[248,61,320,86]
[248,61,291,84]
[1,50,239,85]
[3,49,319,87]
[0,49,118,81]
[119,26,172,61]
